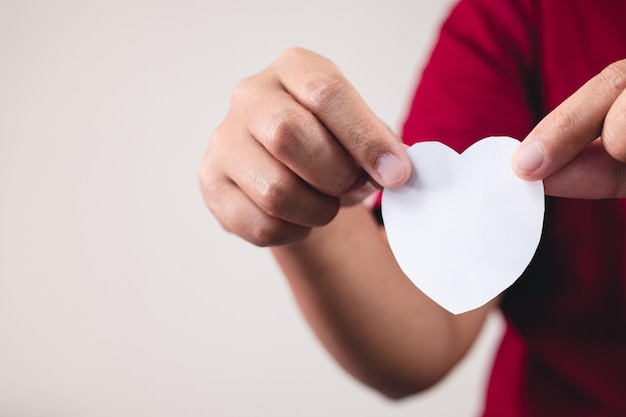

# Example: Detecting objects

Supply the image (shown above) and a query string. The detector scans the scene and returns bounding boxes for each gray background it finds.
[0,1,504,415]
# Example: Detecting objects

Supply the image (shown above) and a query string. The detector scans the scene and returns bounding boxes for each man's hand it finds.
[199,48,410,246]
[512,59,626,199]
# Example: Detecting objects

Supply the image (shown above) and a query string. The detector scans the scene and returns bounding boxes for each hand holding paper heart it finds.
[382,136,545,315]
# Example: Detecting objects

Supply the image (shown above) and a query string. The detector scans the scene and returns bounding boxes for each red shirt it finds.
[402,0,626,415]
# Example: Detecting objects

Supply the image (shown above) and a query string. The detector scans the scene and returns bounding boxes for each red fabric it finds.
[401,0,626,415]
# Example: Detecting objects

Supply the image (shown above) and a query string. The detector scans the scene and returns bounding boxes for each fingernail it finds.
[514,141,544,176]
[376,153,406,186]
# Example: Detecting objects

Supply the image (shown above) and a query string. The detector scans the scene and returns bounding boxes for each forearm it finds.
[272,204,493,398]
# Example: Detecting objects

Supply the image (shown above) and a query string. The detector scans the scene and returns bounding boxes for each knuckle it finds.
[343,121,386,168]
[199,177,226,219]
[279,46,309,63]
[197,164,211,200]
[599,60,626,93]
[549,107,580,137]
[247,218,310,247]
[231,75,256,104]
[266,109,308,157]
[219,210,277,247]
[346,121,377,151]
[205,190,290,247]
[197,156,210,195]
[278,46,328,68]
[198,137,221,200]
[603,123,626,162]
[201,184,238,238]
[304,75,346,112]
[248,218,284,247]
[217,215,237,236]
[257,174,298,218]
[208,124,227,149]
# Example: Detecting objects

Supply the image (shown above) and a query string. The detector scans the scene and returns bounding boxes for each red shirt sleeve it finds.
[402,0,540,151]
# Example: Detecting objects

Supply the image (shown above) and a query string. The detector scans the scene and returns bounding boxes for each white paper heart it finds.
[381,136,545,314]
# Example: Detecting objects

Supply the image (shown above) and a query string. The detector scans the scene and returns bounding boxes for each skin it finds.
[271,205,495,398]
[199,48,626,398]
[199,47,491,397]
[513,59,626,197]
[201,47,410,247]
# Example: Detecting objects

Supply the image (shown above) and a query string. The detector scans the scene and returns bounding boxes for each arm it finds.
[199,47,492,398]
[273,204,493,398]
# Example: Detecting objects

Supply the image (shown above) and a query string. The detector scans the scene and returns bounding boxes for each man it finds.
[199,0,626,414]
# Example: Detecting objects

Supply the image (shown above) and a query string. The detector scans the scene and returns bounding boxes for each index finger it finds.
[512,59,626,180]
[271,47,411,189]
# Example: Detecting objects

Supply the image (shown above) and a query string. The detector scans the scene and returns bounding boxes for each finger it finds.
[602,86,626,162]
[237,76,362,196]
[272,47,411,188]
[199,130,313,246]
[206,177,311,247]
[513,59,626,180]
[339,177,378,206]
[220,128,340,228]
[542,139,626,198]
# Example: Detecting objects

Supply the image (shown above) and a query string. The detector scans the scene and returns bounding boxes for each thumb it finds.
[274,48,411,188]
[512,60,626,181]
[370,137,411,189]
[330,119,411,189]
